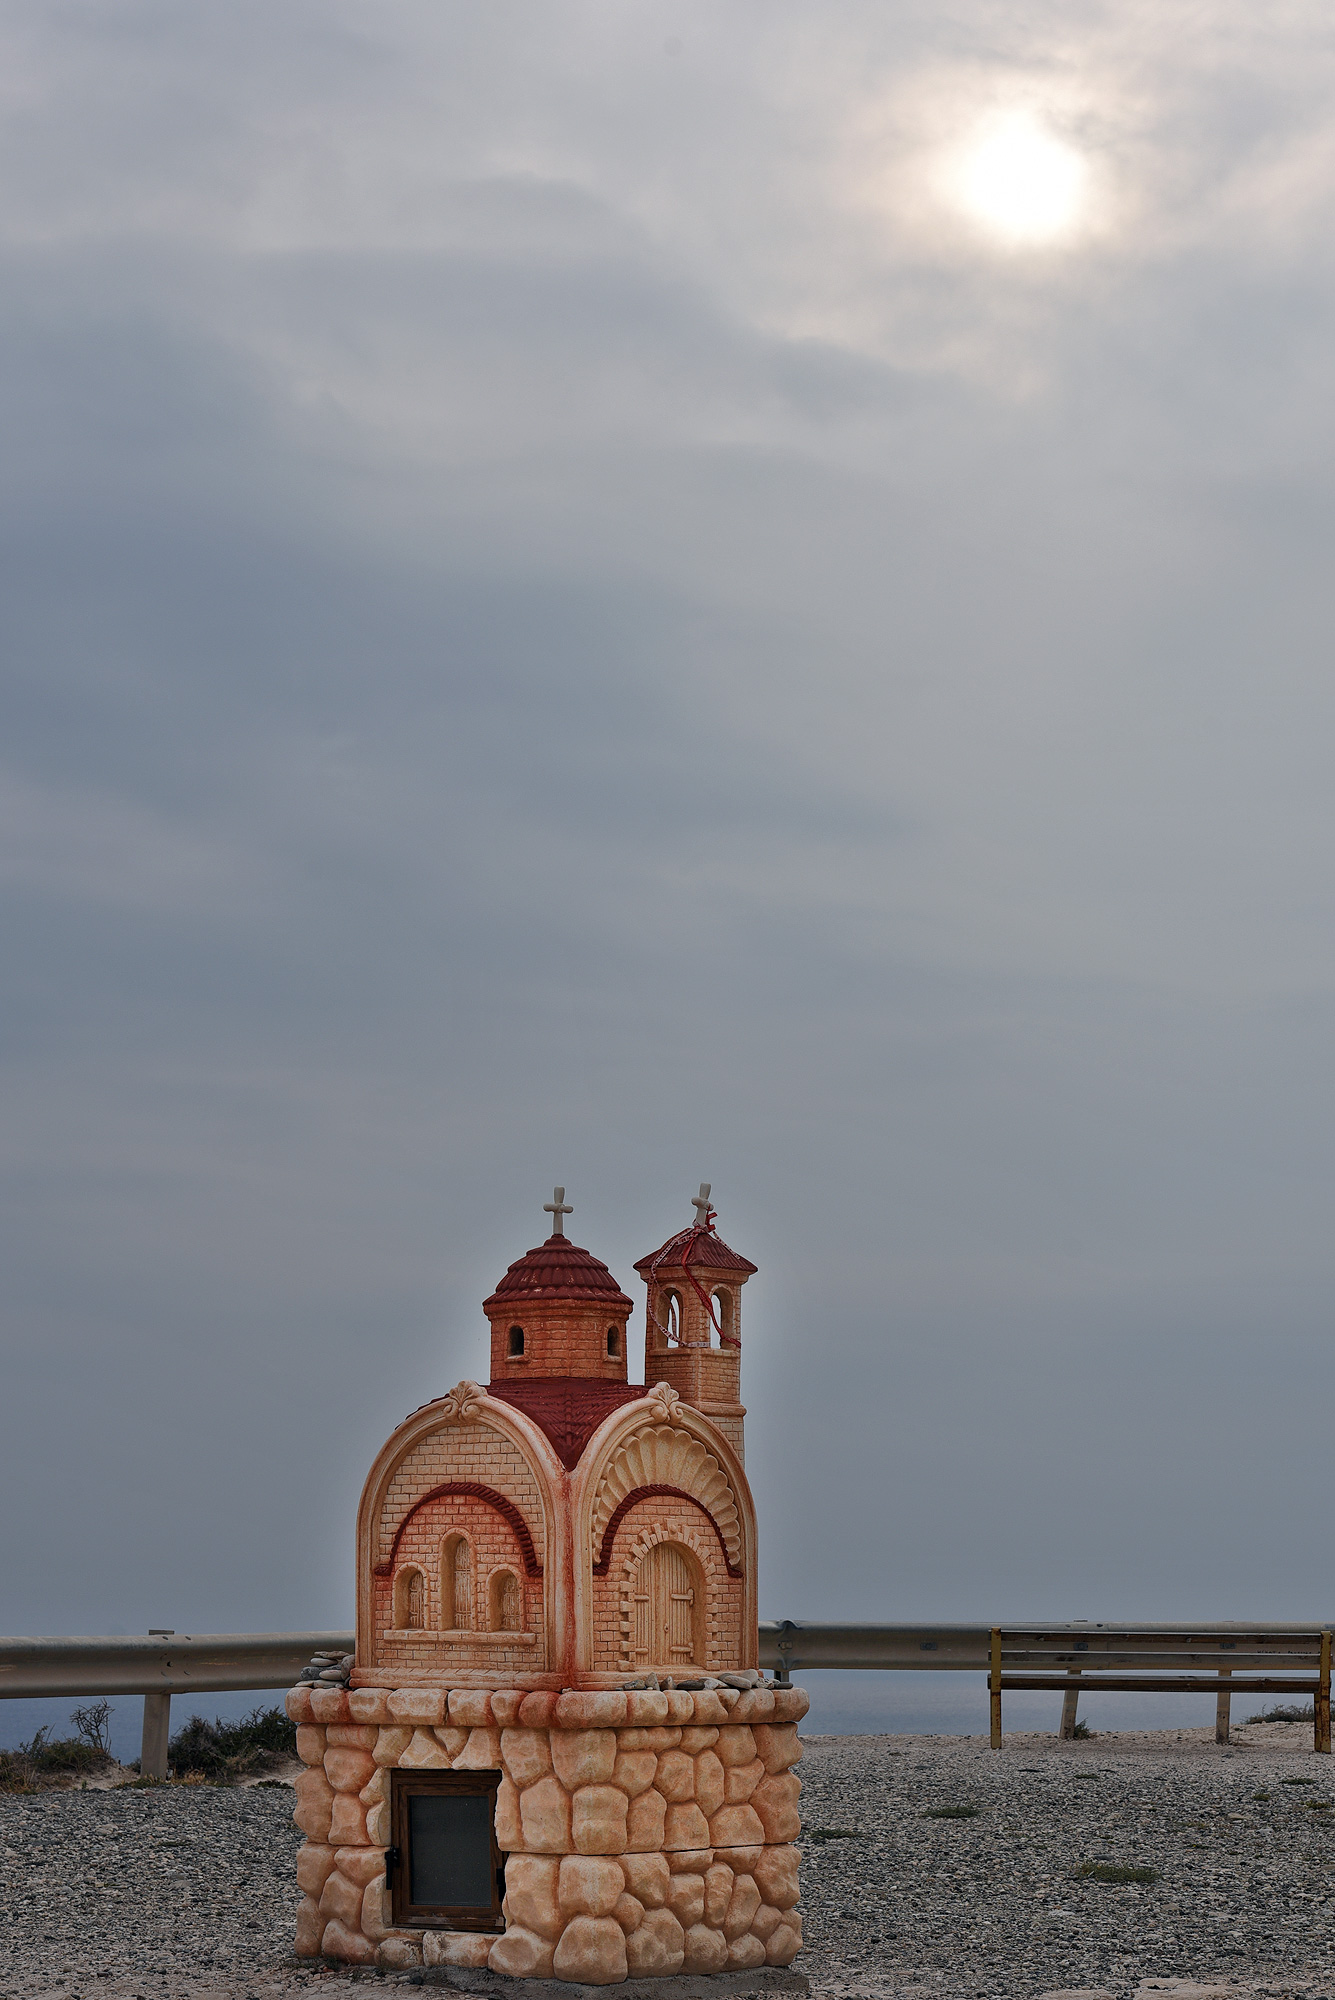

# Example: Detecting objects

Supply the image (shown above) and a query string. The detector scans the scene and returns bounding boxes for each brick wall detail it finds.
[591,1493,744,1677]
[377,1424,545,1572]
[488,1299,631,1386]
[587,1421,742,1572]
[359,1387,758,1685]
[372,1487,546,1678]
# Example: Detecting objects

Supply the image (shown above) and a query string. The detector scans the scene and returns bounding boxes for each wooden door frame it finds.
[634,1537,706,1672]
[387,1768,505,1932]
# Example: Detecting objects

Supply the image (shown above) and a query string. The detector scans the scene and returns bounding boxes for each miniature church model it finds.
[288,1188,807,1982]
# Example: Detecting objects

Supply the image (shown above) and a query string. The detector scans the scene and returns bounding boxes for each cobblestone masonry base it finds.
[287,1681,808,1983]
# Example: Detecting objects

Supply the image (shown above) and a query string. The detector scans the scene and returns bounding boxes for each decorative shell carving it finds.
[440,1379,483,1422]
[590,1423,742,1569]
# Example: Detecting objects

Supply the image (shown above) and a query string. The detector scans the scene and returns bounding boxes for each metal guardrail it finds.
[0,1632,354,1699]
[5,1621,1330,1777]
[6,1621,973,1701]
[758,1620,991,1672]
[0,1632,354,1779]
[12,1620,1324,1695]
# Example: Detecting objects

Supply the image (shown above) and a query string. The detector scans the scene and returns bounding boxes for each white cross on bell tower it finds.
[543,1186,573,1237]
[691,1183,712,1229]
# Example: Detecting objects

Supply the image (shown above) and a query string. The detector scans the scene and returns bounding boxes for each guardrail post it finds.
[1059,1671,1081,1740]
[141,1692,171,1779]
[989,1628,1002,1749]
[1215,1668,1231,1745]
[1318,1632,1331,1755]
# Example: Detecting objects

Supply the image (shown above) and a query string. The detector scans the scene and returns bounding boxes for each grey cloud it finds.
[4,1,1335,1753]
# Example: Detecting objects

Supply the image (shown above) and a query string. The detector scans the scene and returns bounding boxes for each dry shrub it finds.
[166,1705,296,1782]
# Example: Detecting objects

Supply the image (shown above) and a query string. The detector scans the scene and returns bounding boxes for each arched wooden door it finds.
[631,1541,703,1669]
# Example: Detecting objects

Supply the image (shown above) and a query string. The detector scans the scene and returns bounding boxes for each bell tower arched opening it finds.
[634,1188,757,1463]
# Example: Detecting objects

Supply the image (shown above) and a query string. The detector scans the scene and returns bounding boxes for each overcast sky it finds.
[5,1,1335,1750]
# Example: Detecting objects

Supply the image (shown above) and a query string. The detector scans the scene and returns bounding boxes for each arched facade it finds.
[571,1386,757,1682]
[351,1201,760,1690]
[355,1385,564,1684]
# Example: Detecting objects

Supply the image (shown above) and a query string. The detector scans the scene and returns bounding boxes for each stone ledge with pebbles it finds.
[296,1651,356,1689]
[286,1680,807,1982]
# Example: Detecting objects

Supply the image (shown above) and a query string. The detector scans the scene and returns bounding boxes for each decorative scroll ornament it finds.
[646,1381,684,1425]
[591,1419,742,1569]
[440,1379,483,1422]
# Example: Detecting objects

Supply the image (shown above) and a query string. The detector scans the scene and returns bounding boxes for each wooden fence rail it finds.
[758,1620,1333,1753]
[986,1626,1332,1754]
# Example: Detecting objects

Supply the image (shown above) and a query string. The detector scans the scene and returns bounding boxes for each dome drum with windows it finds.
[287,1185,807,1981]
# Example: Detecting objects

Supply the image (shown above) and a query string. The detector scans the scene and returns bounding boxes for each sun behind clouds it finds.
[947,110,1091,246]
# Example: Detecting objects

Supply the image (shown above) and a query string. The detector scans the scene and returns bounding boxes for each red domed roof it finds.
[484,1236,633,1314]
[634,1225,757,1279]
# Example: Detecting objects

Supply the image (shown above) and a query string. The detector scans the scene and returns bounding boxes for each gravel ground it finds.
[0,1777,305,1999]
[799,1727,1335,1999]
[1,1728,1332,2000]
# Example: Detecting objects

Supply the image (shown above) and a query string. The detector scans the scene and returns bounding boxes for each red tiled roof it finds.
[633,1226,757,1279]
[484,1236,634,1314]
[488,1377,644,1470]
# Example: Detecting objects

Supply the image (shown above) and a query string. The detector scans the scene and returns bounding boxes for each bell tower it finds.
[634,1183,758,1463]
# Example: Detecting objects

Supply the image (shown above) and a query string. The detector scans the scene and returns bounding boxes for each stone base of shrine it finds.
[285,1681,808,1984]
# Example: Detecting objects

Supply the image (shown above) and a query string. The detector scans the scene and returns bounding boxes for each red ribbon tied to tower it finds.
[645,1183,740,1348]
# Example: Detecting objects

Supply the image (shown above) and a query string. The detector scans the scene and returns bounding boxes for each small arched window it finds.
[711,1289,732,1348]
[665,1291,682,1344]
[394,1565,427,1630]
[507,1325,525,1357]
[440,1533,474,1631]
[606,1325,619,1357]
[489,1567,522,1632]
